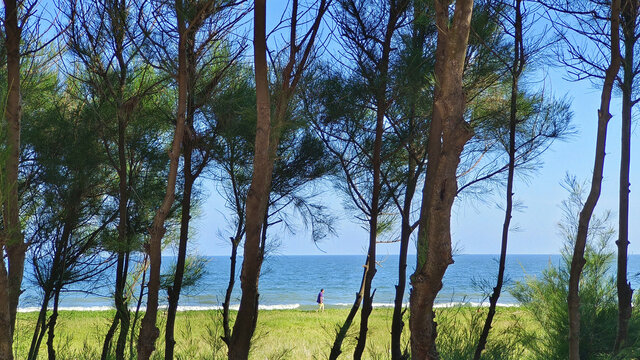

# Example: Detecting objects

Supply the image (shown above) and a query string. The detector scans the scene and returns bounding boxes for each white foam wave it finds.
[17,302,517,313]
[433,302,518,308]
[333,302,518,308]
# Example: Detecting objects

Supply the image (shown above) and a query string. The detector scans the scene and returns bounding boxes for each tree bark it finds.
[473,1,524,358]
[614,0,636,353]
[136,1,188,357]
[227,3,271,358]
[409,1,474,359]
[567,1,621,359]
[2,3,26,359]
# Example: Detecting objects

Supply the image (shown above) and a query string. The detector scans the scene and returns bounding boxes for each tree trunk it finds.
[328,262,367,360]
[2,3,26,358]
[614,0,636,353]
[391,161,417,360]
[115,107,131,360]
[46,287,61,360]
[102,311,120,360]
[27,290,52,360]
[409,1,474,359]
[0,257,11,360]
[473,1,524,358]
[165,129,194,360]
[567,1,621,359]
[130,258,147,357]
[222,239,240,345]
[136,4,188,357]
[227,3,271,359]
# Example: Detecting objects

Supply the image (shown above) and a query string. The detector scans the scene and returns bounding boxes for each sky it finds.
[188,4,640,257]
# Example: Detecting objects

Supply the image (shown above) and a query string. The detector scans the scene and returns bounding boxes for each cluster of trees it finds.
[0,0,635,359]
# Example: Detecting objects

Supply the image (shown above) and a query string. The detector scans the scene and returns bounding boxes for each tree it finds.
[228,1,329,358]
[0,1,30,357]
[161,3,246,358]
[409,1,474,359]
[63,1,173,357]
[614,0,638,351]
[543,1,623,358]
[23,91,116,360]
[473,1,525,358]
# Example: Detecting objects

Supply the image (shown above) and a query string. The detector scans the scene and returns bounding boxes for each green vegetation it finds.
[11,307,532,360]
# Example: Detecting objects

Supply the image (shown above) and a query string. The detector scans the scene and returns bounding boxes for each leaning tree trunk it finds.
[165,128,194,360]
[567,1,621,360]
[136,8,188,359]
[614,0,636,352]
[473,1,524,358]
[409,1,474,359]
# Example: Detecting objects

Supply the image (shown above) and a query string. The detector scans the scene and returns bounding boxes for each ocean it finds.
[17,254,640,312]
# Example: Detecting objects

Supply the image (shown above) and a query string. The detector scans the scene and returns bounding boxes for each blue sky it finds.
[188,4,640,257]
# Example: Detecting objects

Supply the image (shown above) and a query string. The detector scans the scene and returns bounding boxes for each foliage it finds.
[160,256,209,295]
[511,177,640,360]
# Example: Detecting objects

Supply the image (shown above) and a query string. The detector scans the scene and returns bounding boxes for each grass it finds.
[12,306,535,359]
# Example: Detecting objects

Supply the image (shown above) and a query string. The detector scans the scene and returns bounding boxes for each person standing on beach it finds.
[317,289,324,312]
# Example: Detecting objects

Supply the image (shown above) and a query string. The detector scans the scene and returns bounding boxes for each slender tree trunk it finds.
[115,109,131,360]
[2,4,26,358]
[391,161,417,360]
[328,260,367,360]
[115,277,130,360]
[130,258,147,358]
[136,2,187,357]
[46,288,61,360]
[103,253,125,359]
[165,132,194,360]
[352,78,386,360]
[567,2,621,359]
[102,311,120,360]
[222,239,240,346]
[227,3,271,359]
[614,0,636,353]
[410,1,474,359]
[27,290,52,360]
[473,2,524,358]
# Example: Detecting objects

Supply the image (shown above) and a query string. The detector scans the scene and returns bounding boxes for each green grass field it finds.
[12,306,534,359]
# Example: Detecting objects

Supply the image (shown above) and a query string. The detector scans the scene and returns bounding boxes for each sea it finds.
[16,254,640,312]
